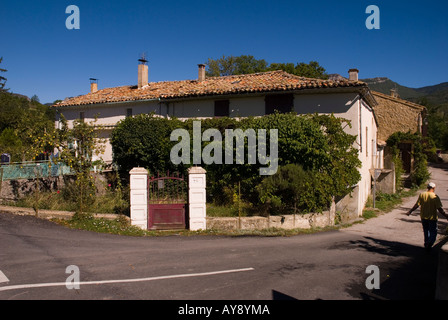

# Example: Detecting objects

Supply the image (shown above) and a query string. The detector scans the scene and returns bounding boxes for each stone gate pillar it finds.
[188,166,206,231]
[130,167,149,230]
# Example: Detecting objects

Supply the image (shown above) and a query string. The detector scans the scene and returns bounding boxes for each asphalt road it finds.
[1,164,447,302]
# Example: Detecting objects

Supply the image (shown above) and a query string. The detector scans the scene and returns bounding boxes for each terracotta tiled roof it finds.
[55,70,370,107]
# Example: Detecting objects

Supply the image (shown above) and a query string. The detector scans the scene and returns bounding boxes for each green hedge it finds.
[111,112,361,214]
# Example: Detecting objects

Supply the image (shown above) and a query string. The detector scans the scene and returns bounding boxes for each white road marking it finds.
[0,267,254,292]
[0,270,9,284]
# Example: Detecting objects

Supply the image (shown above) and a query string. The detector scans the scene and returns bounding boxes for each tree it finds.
[56,115,105,217]
[0,57,7,92]
[205,55,328,79]
[269,61,329,79]
[419,98,448,151]
[0,91,55,161]
[30,95,40,103]
[0,128,22,161]
[110,113,186,176]
[206,55,268,77]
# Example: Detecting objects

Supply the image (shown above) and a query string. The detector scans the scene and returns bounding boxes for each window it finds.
[214,100,229,117]
[265,94,293,114]
[79,112,85,121]
[126,108,133,118]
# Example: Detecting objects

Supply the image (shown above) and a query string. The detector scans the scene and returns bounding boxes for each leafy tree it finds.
[0,92,55,161]
[111,113,186,176]
[428,112,448,149]
[206,55,269,77]
[205,55,328,79]
[268,61,329,79]
[0,128,22,161]
[30,95,40,103]
[56,115,105,217]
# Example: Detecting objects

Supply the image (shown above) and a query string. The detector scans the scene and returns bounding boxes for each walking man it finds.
[407,182,448,251]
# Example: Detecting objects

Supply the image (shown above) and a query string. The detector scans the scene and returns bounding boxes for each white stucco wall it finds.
[295,93,378,215]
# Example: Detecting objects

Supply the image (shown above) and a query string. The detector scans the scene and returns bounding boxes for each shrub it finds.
[111,114,186,176]
[387,131,431,188]
[110,112,361,214]
[256,164,332,214]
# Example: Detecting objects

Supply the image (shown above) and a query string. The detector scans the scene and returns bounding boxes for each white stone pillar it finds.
[188,166,206,230]
[130,167,149,230]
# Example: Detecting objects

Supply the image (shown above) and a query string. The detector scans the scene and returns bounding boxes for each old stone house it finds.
[372,89,426,142]
[371,90,426,174]
[54,62,381,218]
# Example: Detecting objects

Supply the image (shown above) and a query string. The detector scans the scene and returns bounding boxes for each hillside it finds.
[415,82,448,106]
[361,77,423,100]
[361,77,448,111]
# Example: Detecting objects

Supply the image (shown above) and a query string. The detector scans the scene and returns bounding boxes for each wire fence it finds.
[0,161,73,181]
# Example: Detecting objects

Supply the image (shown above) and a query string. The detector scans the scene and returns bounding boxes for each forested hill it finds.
[361,77,448,109]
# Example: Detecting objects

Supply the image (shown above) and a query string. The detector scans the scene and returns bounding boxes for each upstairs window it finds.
[214,100,230,117]
[265,94,294,114]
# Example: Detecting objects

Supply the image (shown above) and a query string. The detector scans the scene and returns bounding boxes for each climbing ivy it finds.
[386,131,431,188]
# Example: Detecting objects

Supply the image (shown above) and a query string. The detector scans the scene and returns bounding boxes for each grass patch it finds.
[363,187,420,218]
[362,208,380,220]
[206,204,238,217]
[55,215,146,236]
[206,203,256,217]
[7,189,129,215]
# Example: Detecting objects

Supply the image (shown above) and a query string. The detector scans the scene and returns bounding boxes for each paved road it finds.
[0,164,447,301]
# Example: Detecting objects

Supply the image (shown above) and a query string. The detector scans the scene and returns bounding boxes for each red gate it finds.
[147,172,187,230]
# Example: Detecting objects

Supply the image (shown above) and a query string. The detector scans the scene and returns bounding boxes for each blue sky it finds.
[1,0,447,104]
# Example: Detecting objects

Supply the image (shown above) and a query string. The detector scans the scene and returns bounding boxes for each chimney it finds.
[198,64,206,82]
[138,57,148,89]
[348,68,359,81]
[90,78,98,93]
[390,88,398,98]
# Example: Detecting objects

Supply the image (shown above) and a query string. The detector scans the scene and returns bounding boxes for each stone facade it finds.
[372,91,426,142]
[207,200,336,231]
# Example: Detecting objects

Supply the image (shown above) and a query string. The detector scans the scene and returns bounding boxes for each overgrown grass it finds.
[362,208,380,220]
[206,203,253,217]
[54,214,341,237]
[55,215,147,236]
[206,204,238,217]
[9,189,129,215]
[363,187,419,219]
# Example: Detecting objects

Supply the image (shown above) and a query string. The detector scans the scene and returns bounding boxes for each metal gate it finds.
[147,172,187,230]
